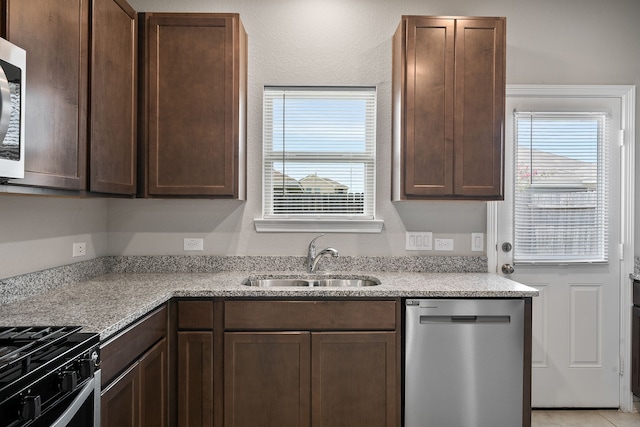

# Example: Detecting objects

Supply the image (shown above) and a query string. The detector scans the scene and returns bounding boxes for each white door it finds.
[496,90,623,407]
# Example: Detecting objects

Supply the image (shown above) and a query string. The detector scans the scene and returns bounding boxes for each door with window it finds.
[496,89,623,407]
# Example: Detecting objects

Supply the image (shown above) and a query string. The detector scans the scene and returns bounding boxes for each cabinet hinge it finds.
[620,356,624,376]
[619,243,624,261]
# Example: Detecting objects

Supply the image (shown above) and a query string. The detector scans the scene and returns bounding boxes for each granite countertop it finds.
[0,270,537,341]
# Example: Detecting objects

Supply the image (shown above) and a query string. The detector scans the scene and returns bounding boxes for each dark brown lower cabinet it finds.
[632,281,640,396]
[173,299,399,427]
[311,332,396,427]
[178,331,215,426]
[101,361,139,427]
[224,332,311,427]
[101,338,167,427]
[633,306,640,396]
[140,338,168,426]
[224,331,397,427]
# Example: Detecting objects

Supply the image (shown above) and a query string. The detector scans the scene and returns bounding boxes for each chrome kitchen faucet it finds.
[307,234,339,273]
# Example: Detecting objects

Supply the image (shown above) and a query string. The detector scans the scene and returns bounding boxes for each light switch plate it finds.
[406,232,432,251]
[471,233,484,252]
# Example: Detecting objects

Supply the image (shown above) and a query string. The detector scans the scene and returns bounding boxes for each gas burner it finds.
[0,326,83,372]
[0,326,100,426]
[0,345,19,360]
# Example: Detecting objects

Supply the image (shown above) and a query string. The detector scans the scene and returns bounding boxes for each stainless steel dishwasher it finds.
[405,299,524,427]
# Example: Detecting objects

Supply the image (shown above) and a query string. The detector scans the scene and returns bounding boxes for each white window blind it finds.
[262,87,376,219]
[513,112,609,263]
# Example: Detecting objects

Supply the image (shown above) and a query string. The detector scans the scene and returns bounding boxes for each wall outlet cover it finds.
[184,238,204,251]
[434,238,454,251]
[72,242,86,257]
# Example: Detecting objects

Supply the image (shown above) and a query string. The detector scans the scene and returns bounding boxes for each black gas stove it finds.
[0,326,100,427]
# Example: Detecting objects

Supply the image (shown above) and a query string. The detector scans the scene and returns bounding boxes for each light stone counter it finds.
[0,271,537,341]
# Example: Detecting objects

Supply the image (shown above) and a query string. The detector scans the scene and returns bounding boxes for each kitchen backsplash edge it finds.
[0,258,110,305]
[2,254,491,304]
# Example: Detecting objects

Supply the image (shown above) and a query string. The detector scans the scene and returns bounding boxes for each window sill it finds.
[254,218,384,233]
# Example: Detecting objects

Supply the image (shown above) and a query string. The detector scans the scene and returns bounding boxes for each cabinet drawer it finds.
[634,281,640,306]
[101,305,167,386]
[224,300,397,331]
[178,300,214,329]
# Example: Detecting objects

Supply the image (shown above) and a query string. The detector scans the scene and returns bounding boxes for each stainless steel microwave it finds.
[0,37,25,182]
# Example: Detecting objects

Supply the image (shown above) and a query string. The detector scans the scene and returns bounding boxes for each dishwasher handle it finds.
[419,315,511,324]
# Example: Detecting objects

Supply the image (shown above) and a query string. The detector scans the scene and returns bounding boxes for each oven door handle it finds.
[49,374,97,427]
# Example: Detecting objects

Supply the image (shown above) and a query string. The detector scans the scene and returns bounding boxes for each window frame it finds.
[512,112,610,264]
[255,86,383,233]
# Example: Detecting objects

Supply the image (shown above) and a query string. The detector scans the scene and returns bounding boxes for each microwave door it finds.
[0,64,11,145]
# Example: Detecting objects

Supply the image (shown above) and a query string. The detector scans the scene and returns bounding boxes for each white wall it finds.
[0,196,108,278]
[109,0,640,257]
[2,0,640,276]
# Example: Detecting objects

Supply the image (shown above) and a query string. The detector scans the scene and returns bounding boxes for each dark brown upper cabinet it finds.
[2,0,137,194]
[3,0,89,190]
[392,16,505,200]
[90,0,137,195]
[139,13,247,198]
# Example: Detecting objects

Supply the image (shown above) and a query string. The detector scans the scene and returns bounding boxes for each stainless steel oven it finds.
[0,327,101,427]
[37,370,100,427]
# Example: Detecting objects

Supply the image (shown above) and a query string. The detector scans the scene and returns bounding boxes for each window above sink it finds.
[255,86,383,233]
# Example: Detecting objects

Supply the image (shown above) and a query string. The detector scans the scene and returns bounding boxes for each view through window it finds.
[513,112,609,263]
[262,87,376,219]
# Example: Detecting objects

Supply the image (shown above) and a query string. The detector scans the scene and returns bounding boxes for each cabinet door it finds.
[144,14,246,197]
[178,331,215,427]
[224,332,311,427]
[101,362,140,427]
[90,0,137,194]
[140,338,168,427]
[633,306,640,396]
[393,16,505,200]
[402,17,455,197]
[311,332,397,427]
[453,18,505,198]
[4,0,88,190]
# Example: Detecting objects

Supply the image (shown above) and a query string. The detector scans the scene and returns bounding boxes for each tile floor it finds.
[532,410,640,426]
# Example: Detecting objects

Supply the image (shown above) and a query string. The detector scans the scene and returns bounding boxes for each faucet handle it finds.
[308,234,325,253]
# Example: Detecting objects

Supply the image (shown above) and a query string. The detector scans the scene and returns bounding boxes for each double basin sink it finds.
[242,276,380,288]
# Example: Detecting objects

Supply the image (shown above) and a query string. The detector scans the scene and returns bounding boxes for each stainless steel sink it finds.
[242,276,380,287]
[313,278,379,287]
[244,278,311,287]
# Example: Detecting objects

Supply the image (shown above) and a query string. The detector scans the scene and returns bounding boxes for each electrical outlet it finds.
[471,233,484,252]
[434,238,454,251]
[72,242,86,257]
[406,232,432,251]
[184,238,204,251]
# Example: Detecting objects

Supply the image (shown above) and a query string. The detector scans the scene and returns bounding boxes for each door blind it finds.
[262,87,376,218]
[513,112,609,263]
